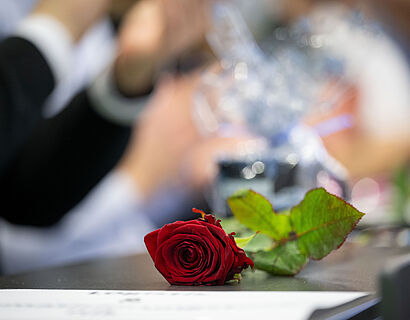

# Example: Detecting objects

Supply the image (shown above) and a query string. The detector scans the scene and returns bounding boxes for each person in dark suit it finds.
[0,0,208,227]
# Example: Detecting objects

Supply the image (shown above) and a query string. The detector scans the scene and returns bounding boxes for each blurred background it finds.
[0,0,409,275]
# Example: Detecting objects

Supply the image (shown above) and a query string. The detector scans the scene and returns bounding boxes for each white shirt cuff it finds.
[61,170,148,238]
[0,171,155,274]
[88,66,150,126]
[15,14,74,84]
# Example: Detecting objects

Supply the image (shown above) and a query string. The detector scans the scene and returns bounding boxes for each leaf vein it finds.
[295,215,359,239]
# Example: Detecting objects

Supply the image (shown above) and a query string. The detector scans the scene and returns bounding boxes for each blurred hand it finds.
[118,75,200,198]
[33,0,111,41]
[114,0,209,96]
[117,73,264,200]
[306,86,410,178]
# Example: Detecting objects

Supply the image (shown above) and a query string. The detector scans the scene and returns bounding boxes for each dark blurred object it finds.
[380,254,410,320]
[110,0,138,23]
[308,294,380,320]
[308,247,410,319]
[211,154,347,215]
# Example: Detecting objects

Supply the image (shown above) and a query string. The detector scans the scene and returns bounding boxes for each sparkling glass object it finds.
[195,2,380,214]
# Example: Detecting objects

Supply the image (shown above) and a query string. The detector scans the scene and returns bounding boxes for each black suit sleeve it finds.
[0,91,131,226]
[0,36,132,226]
[0,37,55,174]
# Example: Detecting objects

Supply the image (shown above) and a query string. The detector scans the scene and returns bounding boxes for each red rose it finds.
[144,208,254,286]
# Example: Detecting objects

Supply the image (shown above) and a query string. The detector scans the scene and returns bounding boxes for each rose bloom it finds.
[144,209,254,286]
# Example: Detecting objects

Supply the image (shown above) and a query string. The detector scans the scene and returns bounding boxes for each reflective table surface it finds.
[1,244,409,292]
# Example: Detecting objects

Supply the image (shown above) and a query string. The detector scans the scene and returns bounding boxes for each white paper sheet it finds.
[0,289,367,320]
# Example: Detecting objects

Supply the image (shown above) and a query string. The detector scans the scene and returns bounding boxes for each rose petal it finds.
[144,214,254,286]
[156,231,223,285]
[144,229,160,260]
[155,234,210,282]
[156,221,189,244]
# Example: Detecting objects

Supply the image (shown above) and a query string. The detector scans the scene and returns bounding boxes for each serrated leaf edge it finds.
[290,187,365,260]
[228,187,366,275]
[309,215,363,261]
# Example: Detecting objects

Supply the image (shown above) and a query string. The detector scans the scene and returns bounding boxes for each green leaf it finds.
[220,217,274,252]
[235,232,274,252]
[220,216,253,237]
[227,188,365,275]
[234,233,258,248]
[252,241,308,276]
[290,188,365,259]
[227,189,292,241]
[244,233,275,252]
[392,166,410,222]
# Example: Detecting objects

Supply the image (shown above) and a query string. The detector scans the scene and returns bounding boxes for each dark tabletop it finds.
[1,243,409,292]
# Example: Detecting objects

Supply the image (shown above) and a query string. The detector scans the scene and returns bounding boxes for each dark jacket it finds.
[0,37,131,226]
